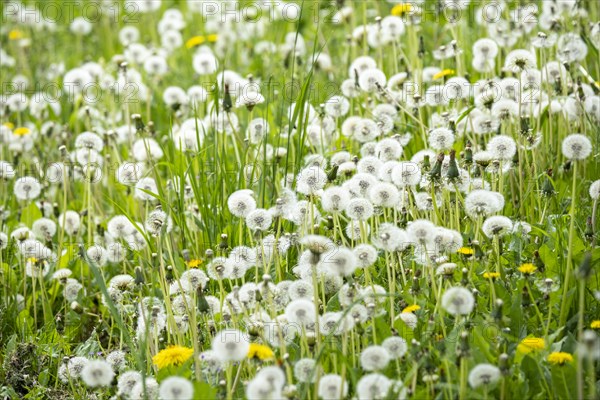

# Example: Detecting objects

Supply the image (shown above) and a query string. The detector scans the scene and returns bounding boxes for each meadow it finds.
[0,0,599,399]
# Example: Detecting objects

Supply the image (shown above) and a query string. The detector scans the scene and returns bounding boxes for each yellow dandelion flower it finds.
[14,127,31,136]
[518,263,537,275]
[9,30,24,40]
[591,320,600,329]
[391,3,412,17]
[206,34,219,42]
[433,69,455,80]
[26,257,38,264]
[402,304,421,313]
[3,122,15,130]
[186,35,206,49]
[483,272,500,279]
[187,259,204,268]
[458,247,474,256]
[547,352,573,365]
[517,337,545,354]
[247,343,274,361]
[152,345,194,369]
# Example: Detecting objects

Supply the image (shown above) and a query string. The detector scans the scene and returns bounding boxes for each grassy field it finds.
[0,0,599,399]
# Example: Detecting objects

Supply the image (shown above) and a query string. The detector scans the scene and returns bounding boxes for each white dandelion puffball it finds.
[345,198,374,220]
[441,286,475,315]
[228,190,257,218]
[117,370,142,397]
[285,298,316,326]
[391,162,422,187]
[356,373,392,400]
[358,68,387,92]
[14,176,42,201]
[360,345,391,371]
[318,374,348,400]
[590,180,600,200]
[382,336,408,359]
[562,134,592,160]
[246,375,283,399]
[255,366,286,391]
[464,190,504,218]
[503,49,536,72]
[296,166,327,195]
[468,363,501,388]
[158,376,194,400]
[80,359,115,387]
[353,244,378,268]
[320,246,358,277]
[245,208,272,231]
[294,358,319,383]
[321,186,351,213]
[428,127,455,150]
[482,215,513,238]
[211,329,250,362]
[487,135,517,161]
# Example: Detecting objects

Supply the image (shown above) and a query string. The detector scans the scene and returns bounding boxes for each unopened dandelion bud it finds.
[446,150,459,181]
[71,301,82,313]
[131,114,144,131]
[165,265,173,282]
[499,353,510,374]
[197,290,209,313]
[418,36,425,57]
[223,85,233,112]
[448,120,456,133]
[326,216,334,230]
[522,286,531,307]
[283,384,297,397]
[585,217,594,241]
[151,305,161,317]
[457,331,470,357]
[461,268,469,286]
[134,266,144,285]
[411,277,420,293]
[205,249,214,259]
[422,155,431,171]
[492,299,503,321]
[533,250,545,273]
[327,164,338,182]
[147,121,155,135]
[473,241,484,259]
[576,252,592,280]
[182,249,190,262]
[428,153,444,180]
[464,144,473,164]
[58,145,68,160]
[219,234,228,250]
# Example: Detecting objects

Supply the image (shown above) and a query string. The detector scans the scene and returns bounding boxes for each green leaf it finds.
[521,355,543,396]
[194,381,219,400]
[20,202,42,226]
[549,364,576,399]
